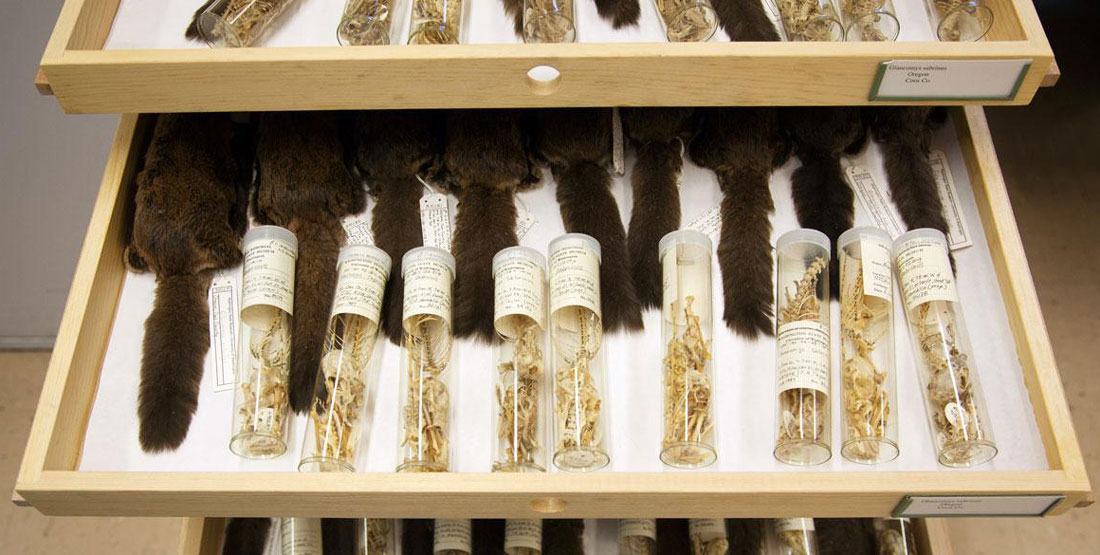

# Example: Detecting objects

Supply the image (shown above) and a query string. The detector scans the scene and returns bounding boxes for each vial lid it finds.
[401,246,455,278]
[838,226,892,252]
[338,244,392,272]
[893,227,949,253]
[243,225,298,252]
[548,233,602,263]
[777,228,831,255]
[493,246,546,277]
[659,229,712,257]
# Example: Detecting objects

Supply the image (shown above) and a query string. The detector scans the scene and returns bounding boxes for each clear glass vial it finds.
[894,229,996,467]
[505,519,543,555]
[338,0,395,45]
[194,0,300,47]
[872,518,918,555]
[397,247,457,473]
[231,225,297,459]
[492,247,550,473]
[434,519,472,555]
[777,0,844,41]
[689,519,729,555]
[774,229,832,466]
[523,0,576,43]
[924,0,993,41]
[618,519,658,555]
[659,230,717,468]
[652,0,718,42]
[408,0,465,44]
[840,0,900,41]
[772,519,818,555]
[838,227,899,464]
[281,517,323,555]
[363,519,396,554]
[299,245,391,472]
[548,233,610,472]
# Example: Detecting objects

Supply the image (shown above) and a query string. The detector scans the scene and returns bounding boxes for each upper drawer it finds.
[38,0,1057,113]
[12,107,1092,518]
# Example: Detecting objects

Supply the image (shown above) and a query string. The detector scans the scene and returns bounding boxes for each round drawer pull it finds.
[526,65,561,95]
[530,496,567,513]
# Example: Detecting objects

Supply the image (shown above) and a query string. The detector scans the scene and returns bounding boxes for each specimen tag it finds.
[689,519,726,542]
[420,193,452,251]
[241,236,297,325]
[549,241,601,318]
[619,519,657,541]
[861,235,894,302]
[434,519,472,552]
[870,59,1031,101]
[504,519,543,551]
[662,241,712,325]
[846,166,905,239]
[928,149,973,250]
[612,107,625,176]
[341,211,374,246]
[774,518,815,533]
[402,250,454,325]
[331,248,390,323]
[776,321,830,394]
[280,518,322,555]
[686,204,722,243]
[207,272,240,392]
[762,0,783,35]
[494,251,547,335]
[895,235,959,312]
[892,495,1064,517]
[515,197,537,240]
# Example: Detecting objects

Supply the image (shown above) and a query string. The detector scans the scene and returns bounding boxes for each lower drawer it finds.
[14,107,1091,518]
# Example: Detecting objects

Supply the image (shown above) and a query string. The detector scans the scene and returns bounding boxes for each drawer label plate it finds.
[871,59,1032,101]
[893,494,1064,517]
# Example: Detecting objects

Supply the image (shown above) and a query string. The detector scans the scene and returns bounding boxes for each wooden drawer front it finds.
[39,0,1055,113]
[13,107,1090,518]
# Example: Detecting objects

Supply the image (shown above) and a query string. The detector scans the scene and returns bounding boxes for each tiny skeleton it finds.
[554,314,602,455]
[400,318,451,471]
[777,0,840,41]
[655,0,717,42]
[777,257,828,446]
[237,310,290,456]
[523,0,576,43]
[494,322,545,471]
[840,0,890,41]
[840,259,891,460]
[340,0,393,45]
[208,0,296,47]
[408,0,464,44]
[366,519,394,554]
[934,0,975,41]
[308,315,373,467]
[691,534,729,555]
[778,530,811,555]
[662,296,714,464]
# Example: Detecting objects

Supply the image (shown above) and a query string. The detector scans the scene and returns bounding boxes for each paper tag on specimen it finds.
[612,107,625,176]
[689,519,726,542]
[619,519,657,541]
[434,520,472,552]
[207,272,240,392]
[776,321,830,394]
[847,166,905,239]
[505,519,543,551]
[420,193,452,251]
[872,60,1031,101]
[893,495,1064,517]
[774,518,815,533]
[549,242,601,317]
[861,235,894,302]
[762,0,784,34]
[515,199,537,241]
[331,248,390,323]
[494,252,547,335]
[928,149,973,250]
[402,251,453,324]
[342,211,374,246]
[241,236,297,323]
[686,204,722,243]
[895,235,959,312]
[280,518,322,555]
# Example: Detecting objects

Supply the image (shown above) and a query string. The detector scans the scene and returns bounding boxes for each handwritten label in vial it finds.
[433,519,472,553]
[241,237,297,324]
[504,519,542,552]
[280,518,322,555]
[494,254,546,334]
[619,519,657,541]
[549,245,601,317]
[895,236,959,312]
[689,519,726,542]
[403,253,454,325]
[861,235,894,302]
[774,518,815,533]
[331,249,390,323]
[776,321,830,394]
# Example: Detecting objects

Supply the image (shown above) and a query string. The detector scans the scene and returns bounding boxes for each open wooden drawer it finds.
[176,517,958,554]
[39,0,1058,113]
[13,106,1091,519]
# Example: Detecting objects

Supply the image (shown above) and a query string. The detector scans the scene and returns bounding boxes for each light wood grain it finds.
[918,519,955,555]
[179,517,224,555]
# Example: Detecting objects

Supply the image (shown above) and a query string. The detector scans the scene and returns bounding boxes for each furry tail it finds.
[473,520,506,555]
[713,0,781,41]
[542,519,585,555]
[185,0,219,41]
[221,518,271,555]
[627,141,682,309]
[881,140,949,234]
[716,169,775,338]
[594,0,641,29]
[790,149,854,298]
[726,519,766,555]
[501,0,523,35]
[322,519,361,554]
[657,519,691,554]
[402,519,434,555]
[372,178,425,345]
[288,219,345,413]
[453,187,519,342]
[139,273,213,452]
[555,161,644,333]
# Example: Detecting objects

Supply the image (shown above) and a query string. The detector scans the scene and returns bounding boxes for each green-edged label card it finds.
[892,494,1064,517]
[870,59,1032,101]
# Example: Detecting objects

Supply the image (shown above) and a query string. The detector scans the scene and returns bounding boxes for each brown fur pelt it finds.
[253,112,365,413]
[501,0,524,36]
[402,519,434,555]
[357,110,442,345]
[126,113,249,452]
[726,519,766,555]
[657,519,691,554]
[185,0,218,41]
[621,108,694,310]
[713,0,781,41]
[221,518,271,555]
[865,107,950,234]
[473,519,507,555]
[532,108,644,333]
[437,110,540,342]
[689,108,788,339]
[322,518,362,555]
[595,0,641,28]
[816,519,876,555]
[542,519,584,555]
[781,107,866,298]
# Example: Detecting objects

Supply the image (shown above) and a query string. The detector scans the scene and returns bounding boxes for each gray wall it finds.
[0,1,117,347]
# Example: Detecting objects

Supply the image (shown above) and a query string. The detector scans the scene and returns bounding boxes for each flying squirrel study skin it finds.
[356,110,441,345]
[620,107,694,309]
[126,113,249,453]
[253,112,366,414]
[542,519,585,555]
[689,108,789,339]
[866,107,951,234]
[532,108,645,333]
[438,110,541,342]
